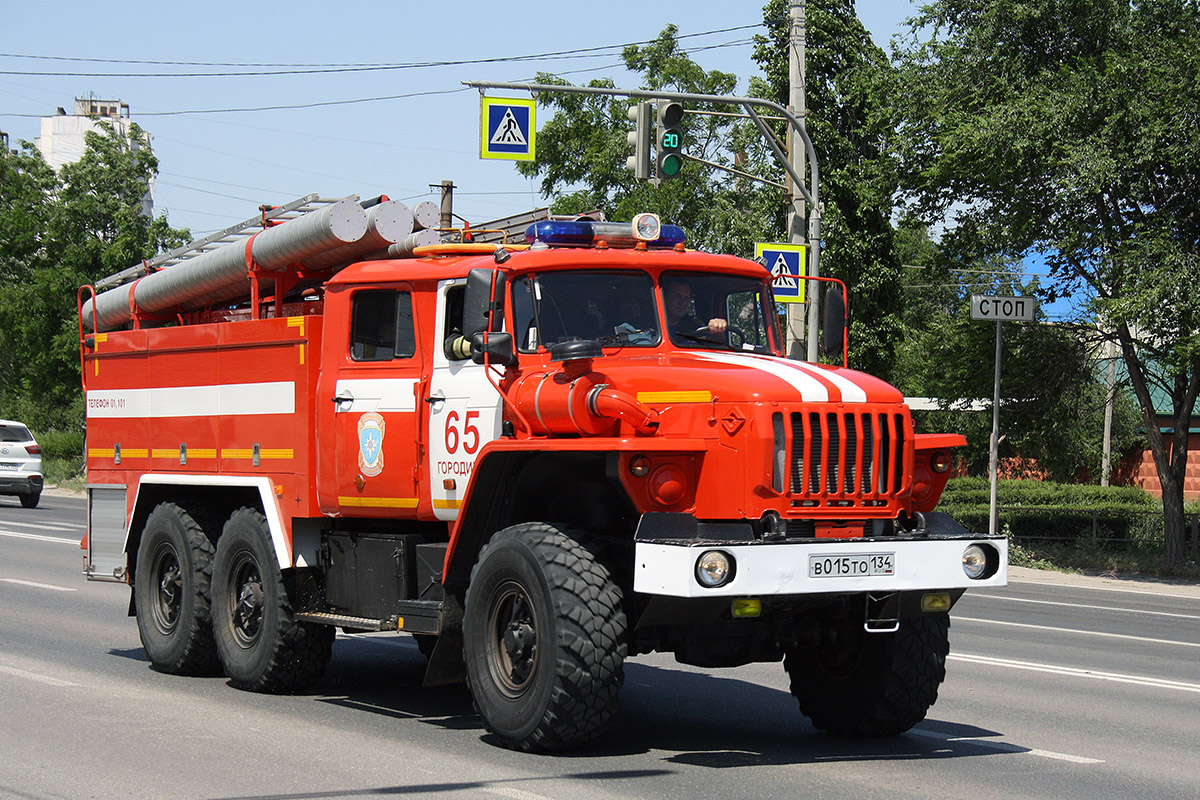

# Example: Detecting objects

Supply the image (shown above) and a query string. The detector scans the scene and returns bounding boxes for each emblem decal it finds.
[357,412,385,477]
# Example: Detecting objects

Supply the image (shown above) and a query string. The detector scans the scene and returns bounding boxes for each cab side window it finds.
[442,285,468,360]
[351,290,415,361]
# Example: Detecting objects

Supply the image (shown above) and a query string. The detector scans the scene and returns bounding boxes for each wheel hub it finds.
[230,555,264,646]
[489,584,538,696]
[151,546,182,634]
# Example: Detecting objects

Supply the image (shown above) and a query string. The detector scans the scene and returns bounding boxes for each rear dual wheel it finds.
[134,502,222,675]
[210,507,333,693]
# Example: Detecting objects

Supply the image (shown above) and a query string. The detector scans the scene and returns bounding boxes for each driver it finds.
[662,278,727,336]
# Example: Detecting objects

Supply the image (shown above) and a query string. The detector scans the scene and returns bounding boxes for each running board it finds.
[295,612,398,631]
[296,599,445,635]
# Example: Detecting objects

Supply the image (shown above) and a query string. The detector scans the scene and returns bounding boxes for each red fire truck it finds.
[79,195,1006,752]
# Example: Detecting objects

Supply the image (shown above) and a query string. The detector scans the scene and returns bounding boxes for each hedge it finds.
[938,478,1168,545]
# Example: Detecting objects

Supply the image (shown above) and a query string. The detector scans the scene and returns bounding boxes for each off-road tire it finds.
[786,613,950,737]
[211,507,334,693]
[134,501,222,675]
[463,523,627,752]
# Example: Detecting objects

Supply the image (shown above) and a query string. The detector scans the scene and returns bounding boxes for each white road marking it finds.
[908,728,1104,764]
[0,529,79,545]
[0,578,77,592]
[0,664,79,687]
[950,652,1200,695]
[485,789,555,800]
[974,594,1200,620]
[0,519,81,532]
[955,615,1200,649]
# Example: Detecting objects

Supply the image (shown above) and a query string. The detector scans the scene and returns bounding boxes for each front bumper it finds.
[634,535,1008,598]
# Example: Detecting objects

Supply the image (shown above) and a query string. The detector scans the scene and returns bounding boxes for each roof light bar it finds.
[524,219,686,249]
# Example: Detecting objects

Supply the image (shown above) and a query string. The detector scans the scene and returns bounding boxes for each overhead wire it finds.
[0,25,762,77]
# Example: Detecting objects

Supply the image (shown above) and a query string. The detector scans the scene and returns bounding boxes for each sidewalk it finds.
[1009,565,1200,598]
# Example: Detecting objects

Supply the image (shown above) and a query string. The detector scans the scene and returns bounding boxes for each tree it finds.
[515,26,782,257]
[0,123,187,431]
[894,0,1200,563]
[751,0,904,381]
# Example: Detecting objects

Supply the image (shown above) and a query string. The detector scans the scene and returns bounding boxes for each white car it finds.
[0,420,44,508]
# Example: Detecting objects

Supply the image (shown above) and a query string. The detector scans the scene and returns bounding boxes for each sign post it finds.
[970,295,1037,537]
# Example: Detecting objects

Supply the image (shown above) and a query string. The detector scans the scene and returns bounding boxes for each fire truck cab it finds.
[80,202,1006,752]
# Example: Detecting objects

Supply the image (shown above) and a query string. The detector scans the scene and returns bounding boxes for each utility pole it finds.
[435,180,455,230]
[1101,334,1117,486]
[788,0,811,360]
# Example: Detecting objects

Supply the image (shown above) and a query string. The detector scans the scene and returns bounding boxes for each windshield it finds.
[510,269,780,354]
[513,271,660,351]
[662,271,779,353]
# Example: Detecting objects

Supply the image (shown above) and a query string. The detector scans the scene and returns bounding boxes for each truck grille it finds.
[783,409,910,498]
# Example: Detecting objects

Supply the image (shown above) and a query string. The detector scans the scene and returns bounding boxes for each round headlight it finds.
[962,544,989,579]
[695,550,735,588]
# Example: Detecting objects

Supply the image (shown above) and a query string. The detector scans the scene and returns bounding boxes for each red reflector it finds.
[815,525,865,539]
[80,531,89,551]
[26,444,41,455]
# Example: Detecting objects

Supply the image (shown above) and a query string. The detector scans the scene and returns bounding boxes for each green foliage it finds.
[752,0,904,380]
[36,427,86,489]
[0,125,188,433]
[35,427,86,461]
[941,477,1157,509]
[940,479,1166,561]
[894,0,1200,562]
[515,28,780,258]
[899,268,1144,480]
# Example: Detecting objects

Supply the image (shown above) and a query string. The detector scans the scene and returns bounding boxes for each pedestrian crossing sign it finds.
[480,97,536,161]
[755,242,807,303]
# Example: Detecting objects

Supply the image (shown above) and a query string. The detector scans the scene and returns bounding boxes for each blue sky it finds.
[1,1,916,240]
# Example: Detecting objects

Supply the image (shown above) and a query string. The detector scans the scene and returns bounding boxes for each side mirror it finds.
[471,331,517,366]
[463,267,506,337]
[821,286,846,359]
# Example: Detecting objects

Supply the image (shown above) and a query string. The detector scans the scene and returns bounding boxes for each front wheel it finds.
[211,507,333,693]
[786,613,950,737]
[463,523,627,752]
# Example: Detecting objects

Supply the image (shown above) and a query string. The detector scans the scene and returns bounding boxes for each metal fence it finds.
[950,506,1200,560]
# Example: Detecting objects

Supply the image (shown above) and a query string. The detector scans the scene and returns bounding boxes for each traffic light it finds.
[656,100,685,180]
[626,102,652,181]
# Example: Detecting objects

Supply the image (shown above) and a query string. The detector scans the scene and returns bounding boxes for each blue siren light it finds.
[525,219,687,249]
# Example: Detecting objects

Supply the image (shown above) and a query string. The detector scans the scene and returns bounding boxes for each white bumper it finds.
[633,536,1008,598]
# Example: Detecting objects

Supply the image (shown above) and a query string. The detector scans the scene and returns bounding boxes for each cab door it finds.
[425,278,504,521]
[321,285,423,516]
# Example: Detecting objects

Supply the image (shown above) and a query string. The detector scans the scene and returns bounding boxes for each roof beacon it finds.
[525,216,686,249]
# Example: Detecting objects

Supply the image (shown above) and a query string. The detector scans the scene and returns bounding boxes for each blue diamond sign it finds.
[480,97,536,161]
[755,242,807,304]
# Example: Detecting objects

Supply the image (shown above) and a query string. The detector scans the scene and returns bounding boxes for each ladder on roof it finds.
[94,193,350,291]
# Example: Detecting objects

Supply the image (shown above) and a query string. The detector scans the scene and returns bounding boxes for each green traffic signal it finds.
[659,153,683,177]
[655,100,685,181]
